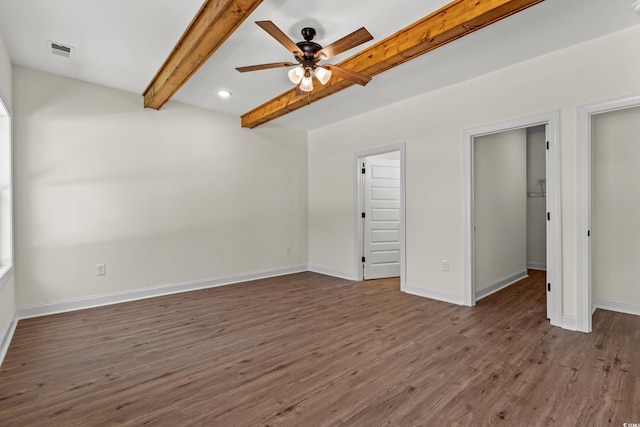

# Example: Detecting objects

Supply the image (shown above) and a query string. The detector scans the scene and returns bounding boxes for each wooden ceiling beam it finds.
[241,0,543,129]
[143,0,263,110]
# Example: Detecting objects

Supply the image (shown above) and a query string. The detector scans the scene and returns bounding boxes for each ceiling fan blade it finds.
[255,21,301,55]
[316,27,373,60]
[236,62,295,73]
[323,64,372,86]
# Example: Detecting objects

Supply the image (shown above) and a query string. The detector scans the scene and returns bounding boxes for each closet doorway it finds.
[464,111,562,327]
[474,126,547,305]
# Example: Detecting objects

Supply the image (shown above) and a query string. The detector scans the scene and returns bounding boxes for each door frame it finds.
[354,142,406,290]
[463,111,563,327]
[577,93,640,333]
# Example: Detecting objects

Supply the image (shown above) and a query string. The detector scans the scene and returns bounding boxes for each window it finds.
[0,97,12,287]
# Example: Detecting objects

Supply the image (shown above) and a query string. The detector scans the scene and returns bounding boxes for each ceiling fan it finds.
[236,21,374,92]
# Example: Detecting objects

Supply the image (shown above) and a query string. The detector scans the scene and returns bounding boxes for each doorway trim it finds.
[354,142,406,290]
[577,93,640,333]
[463,111,562,327]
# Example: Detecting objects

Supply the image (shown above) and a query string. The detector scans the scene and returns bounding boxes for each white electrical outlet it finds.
[441,260,449,272]
[96,263,106,276]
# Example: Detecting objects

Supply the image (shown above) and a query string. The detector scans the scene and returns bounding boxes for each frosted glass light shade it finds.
[288,66,304,84]
[299,75,314,92]
[314,66,331,85]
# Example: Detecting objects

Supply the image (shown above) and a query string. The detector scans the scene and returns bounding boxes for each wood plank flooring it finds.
[0,270,638,426]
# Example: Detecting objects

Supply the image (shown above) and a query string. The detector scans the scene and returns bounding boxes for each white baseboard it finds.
[404,284,465,305]
[308,265,355,281]
[594,297,640,317]
[476,269,528,301]
[0,313,17,367]
[17,265,309,320]
[562,314,578,331]
[527,262,547,271]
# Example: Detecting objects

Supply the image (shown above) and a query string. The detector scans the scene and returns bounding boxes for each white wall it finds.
[592,106,640,304]
[526,126,547,269]
[474,129,527,291]
[0,30,15,361]
[13,67,308,307]
[308,24,640,318]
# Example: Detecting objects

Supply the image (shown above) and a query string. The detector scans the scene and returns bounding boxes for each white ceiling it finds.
[0,0,638,130]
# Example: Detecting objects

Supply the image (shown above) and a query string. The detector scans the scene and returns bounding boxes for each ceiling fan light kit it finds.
[287,65,332,91]
[314,66,332,85]
[287,66,304,84]
[299,71,314,92]
[236,21,373,93]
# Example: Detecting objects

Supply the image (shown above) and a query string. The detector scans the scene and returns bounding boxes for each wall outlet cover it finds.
[96,263,106,276]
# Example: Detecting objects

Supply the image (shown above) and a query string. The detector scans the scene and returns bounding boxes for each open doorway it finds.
[355,143,406,288]
[361,151,401,279]
[464,111,562,328]
[473,126,547,310]
[577,94,640,333]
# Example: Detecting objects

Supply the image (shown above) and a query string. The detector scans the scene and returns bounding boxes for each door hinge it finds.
[547,282,551,292]
[362,163,366,174]
[362,212,365,218]
[547,212,550,221]
[362,257,365,263]
[546,141,549,150]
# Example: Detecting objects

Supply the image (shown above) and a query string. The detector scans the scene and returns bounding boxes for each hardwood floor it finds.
[0,270,638,426]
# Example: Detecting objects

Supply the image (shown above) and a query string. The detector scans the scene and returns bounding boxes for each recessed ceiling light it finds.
[633,0,640,13]
[217,90,232,98]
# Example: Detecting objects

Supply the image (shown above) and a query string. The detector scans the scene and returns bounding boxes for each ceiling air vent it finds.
[47,40,75,59]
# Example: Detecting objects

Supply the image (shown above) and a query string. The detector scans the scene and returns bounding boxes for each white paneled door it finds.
[363,155,401,279]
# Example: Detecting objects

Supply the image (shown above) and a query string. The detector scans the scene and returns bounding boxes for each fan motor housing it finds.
[296,27,322,59]
[296,41,322,58]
